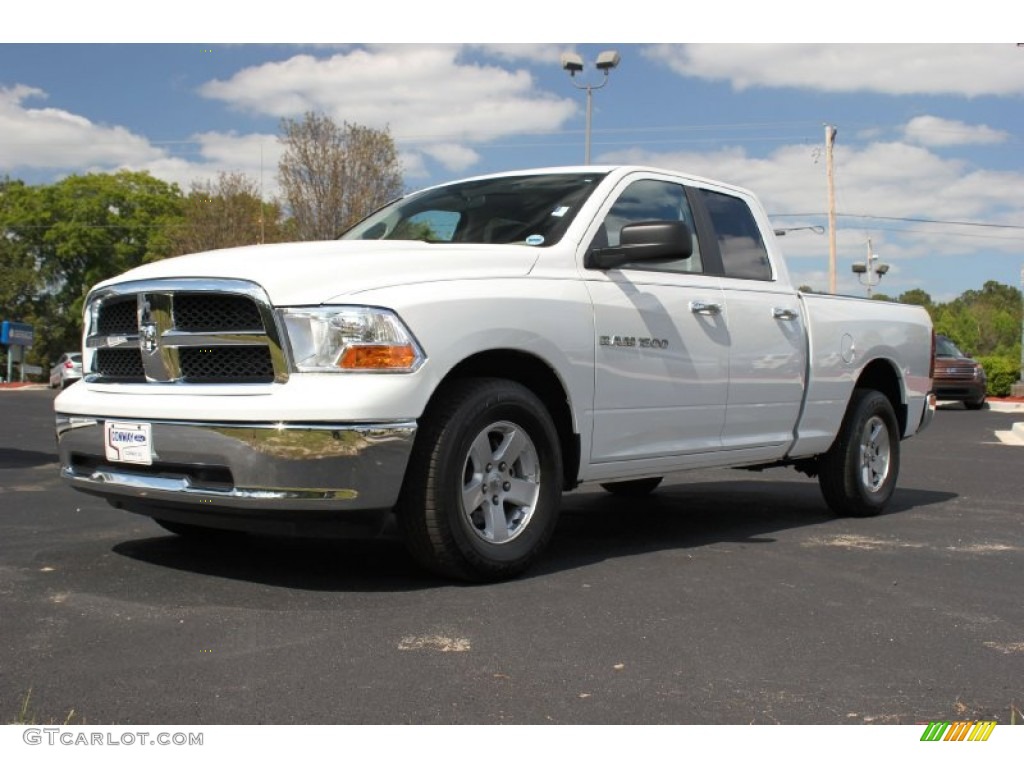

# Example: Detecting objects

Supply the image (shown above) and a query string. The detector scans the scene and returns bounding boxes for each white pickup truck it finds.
[55,166,935,581]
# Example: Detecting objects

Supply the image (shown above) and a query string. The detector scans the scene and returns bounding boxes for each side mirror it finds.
[586,221,693,270]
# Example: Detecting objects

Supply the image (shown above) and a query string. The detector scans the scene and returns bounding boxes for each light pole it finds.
[851,238,889,298]
[561,50,620,164]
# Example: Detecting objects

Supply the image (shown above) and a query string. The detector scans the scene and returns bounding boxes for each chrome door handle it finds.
[773,307,799,321]
[690,301,722,316]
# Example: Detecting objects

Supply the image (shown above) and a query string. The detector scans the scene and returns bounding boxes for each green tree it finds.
[0,171,183,366]
[0,179,40,322]
[0,179,45,379]
[897,288,932,309]
[40,172,182,307]
[931,281,1021,359]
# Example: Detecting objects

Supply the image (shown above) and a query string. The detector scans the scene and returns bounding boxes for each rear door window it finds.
[699,189,772,281]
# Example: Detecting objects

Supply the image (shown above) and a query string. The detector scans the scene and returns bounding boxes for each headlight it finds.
[280,306,425,373]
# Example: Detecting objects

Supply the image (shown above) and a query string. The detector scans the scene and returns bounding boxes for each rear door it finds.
[695,187,806,450]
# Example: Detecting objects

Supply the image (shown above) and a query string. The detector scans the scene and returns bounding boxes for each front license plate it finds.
[104,421,153,465]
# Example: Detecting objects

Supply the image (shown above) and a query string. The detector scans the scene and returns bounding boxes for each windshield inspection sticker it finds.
[104,421,153,465]
[525,234,545,246]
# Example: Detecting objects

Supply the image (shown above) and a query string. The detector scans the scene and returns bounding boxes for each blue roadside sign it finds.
[1,321,34,347]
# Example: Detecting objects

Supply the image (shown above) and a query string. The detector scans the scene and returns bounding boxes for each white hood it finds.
[97,240,541,305]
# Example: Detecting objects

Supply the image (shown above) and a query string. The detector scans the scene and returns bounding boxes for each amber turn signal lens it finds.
[338,345,418,370]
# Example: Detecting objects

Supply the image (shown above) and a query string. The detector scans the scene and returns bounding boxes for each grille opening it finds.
[95,348,145,381]
[97,297,138,335]
[174,293,264,332]
[180,346,275,383]
[70,453,234,490]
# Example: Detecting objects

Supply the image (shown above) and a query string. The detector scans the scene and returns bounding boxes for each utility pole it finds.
[826,125,838,294]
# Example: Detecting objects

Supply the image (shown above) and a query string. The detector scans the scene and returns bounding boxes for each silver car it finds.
[49,352,83,389]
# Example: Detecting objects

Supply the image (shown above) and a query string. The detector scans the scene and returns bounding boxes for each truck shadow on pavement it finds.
[543,478,955,575]
[0,447,59,469]
[110,476,956,591]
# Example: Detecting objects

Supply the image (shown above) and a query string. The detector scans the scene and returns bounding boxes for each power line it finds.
[770,213,1024,231]
[846,214,1024,230]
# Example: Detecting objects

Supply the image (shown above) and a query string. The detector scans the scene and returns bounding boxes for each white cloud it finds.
[0,77,394,198]
[903,115,1009,147]
[0,85,283,195]
[645,44,1024,97]
[468,44,567,64]
[134,132,282,195]
[0,84,165,169]
[420,143,481,172]
[398,150,429,181]
[198,46,577,168]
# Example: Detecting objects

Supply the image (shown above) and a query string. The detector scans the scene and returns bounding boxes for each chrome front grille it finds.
[85,279,288,385]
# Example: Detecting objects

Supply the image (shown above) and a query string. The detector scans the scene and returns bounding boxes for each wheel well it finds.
[855,359,906,436]
[429,350,580,490]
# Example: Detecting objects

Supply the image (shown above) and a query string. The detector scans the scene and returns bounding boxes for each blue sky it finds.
[4,5,1023,301]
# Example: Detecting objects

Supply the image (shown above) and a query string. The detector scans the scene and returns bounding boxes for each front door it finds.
[583,175,729,465]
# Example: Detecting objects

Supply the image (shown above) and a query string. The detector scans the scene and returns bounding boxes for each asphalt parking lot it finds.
[1,388,1021,724]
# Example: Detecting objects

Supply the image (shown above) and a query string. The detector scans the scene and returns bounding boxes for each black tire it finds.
[396,378,563,582]
[964,396,986,411]
[818,388,900,517]
[600,477,663,497]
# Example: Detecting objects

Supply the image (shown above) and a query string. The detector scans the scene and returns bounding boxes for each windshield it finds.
[935,336,965,358]
[340,172,608,247]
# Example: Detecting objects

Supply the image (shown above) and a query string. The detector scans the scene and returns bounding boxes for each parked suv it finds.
[933,335,986,410]
[49,352,83,389]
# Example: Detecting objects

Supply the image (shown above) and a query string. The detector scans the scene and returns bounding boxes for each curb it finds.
[0,384,50,391]
[986,401,1024,414]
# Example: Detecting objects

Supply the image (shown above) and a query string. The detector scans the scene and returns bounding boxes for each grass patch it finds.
[11,688,82,725]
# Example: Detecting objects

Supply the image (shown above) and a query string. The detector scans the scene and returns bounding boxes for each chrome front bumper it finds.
[56,414,416,513]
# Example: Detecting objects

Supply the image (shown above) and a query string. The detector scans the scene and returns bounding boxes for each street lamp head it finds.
[876,263,890,275]
[595,50,621,72]
[851,263,868,274]
[561,53,584,74]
